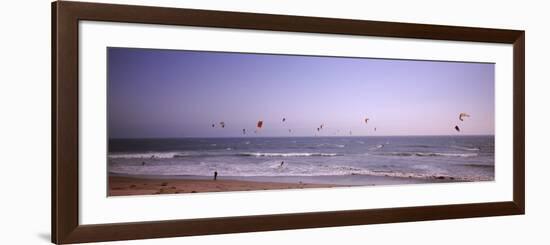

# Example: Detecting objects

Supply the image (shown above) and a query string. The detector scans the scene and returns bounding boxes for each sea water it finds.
[108,136,494,185]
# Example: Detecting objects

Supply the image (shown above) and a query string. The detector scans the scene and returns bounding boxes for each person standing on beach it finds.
[214,171,218,181]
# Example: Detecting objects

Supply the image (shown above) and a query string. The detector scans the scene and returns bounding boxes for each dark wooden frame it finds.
[52,1,525,244]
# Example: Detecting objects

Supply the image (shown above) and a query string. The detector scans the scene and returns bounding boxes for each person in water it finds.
[214,171,218,181]
[280,161,284,167]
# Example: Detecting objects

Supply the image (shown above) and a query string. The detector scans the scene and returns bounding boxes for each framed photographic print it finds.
[52,1,525,244]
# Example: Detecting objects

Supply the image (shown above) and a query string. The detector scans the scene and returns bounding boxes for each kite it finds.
[459,113,470,121]
[454,125,460,132]
[257,120,263,128]
[242,129,246,135]
[219,122,225,128]
[364,118,370,124]
[282,118,286,122]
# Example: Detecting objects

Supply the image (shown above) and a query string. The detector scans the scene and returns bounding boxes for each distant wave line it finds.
[237,152,340,157]
[108,151,342,159]
[373,152,478,157]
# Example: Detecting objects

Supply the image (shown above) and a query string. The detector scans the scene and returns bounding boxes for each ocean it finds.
[108,135,494,186]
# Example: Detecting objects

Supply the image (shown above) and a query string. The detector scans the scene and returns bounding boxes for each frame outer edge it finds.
[63,1,521,43]
[513,31,525,213]
[51,1,58,243]
[53,1,81,244]
[51,1,526,243]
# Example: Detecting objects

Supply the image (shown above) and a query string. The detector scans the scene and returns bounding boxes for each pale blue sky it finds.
[108,47,494,138]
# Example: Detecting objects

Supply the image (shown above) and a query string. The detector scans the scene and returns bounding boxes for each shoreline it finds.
[107,173,471,196]
[108,175,343,196]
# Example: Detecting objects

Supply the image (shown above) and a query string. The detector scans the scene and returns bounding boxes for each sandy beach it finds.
[109,175,341,196]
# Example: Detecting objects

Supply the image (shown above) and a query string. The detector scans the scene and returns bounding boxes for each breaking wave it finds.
[108,152,180,159]
[369,144,384,151]
[108,162,491,182]
[109,151,341,159]
[450,145,481,151]
[374,152,478,157]
[238,152,340,157]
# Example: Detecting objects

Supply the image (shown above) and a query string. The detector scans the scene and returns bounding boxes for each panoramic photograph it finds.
[107,47,495,196]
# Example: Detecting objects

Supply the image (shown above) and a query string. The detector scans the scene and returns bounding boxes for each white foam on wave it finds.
[417,152,478,157]
[369,144,384,151]
[376,152,478,157]
[109,151,342,159]
[108,161,491,182]
[238,152,339,157]
[450,145,481,151]
[108,152,180,159]
[315,143,345,148]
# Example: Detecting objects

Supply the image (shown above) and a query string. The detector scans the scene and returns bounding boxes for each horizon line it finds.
[109,134,495,140]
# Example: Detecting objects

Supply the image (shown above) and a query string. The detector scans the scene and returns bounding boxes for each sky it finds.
[107,47,494,138]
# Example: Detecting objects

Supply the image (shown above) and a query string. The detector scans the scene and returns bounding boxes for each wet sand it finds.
[109,176,341,196]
